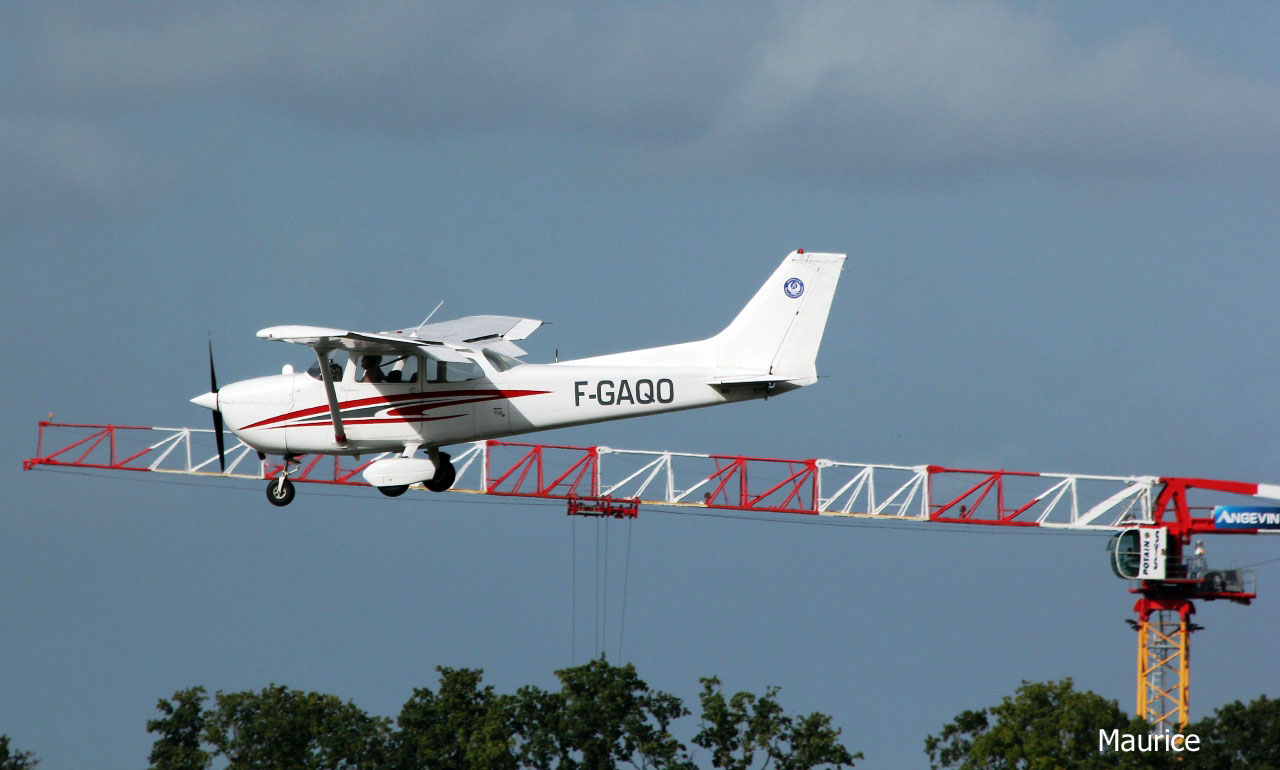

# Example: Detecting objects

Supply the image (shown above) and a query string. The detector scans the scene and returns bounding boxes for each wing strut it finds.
[314,348,348,445]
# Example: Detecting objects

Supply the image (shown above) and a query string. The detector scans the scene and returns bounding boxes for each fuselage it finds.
[217,355,763,457]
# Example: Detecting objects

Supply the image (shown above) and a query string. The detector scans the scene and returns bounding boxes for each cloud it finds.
[0,116,169,223]
[679,0,1280,181]
[16,0,1280,184]
[25,2,764,139]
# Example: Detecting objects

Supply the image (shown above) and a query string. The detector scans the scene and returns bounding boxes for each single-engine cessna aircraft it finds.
[191,250,845,505]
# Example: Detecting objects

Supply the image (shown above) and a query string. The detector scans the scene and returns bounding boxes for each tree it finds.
[144,661,858,770]
[203,684,392,770]
[0,736,38,770]
[1183,695,1280,769]
[147,686,211,770]
[514,656,693,770]
[924,678,1165,770]
[692,677,860,770]
[393,667,518,770]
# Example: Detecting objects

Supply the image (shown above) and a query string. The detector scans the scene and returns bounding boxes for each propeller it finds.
[208,338,226,472]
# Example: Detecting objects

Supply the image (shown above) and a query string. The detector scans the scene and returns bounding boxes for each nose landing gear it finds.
[265,456,301,507]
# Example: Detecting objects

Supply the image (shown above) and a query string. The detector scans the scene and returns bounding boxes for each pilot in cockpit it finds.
[359,355,385,383]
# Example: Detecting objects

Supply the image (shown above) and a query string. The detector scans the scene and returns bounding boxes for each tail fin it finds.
[713,250,845,382]
[563,250,845,375]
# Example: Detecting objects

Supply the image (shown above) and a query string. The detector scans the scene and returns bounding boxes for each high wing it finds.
[255,316,541,446]
[257,325,472,363]
[382,315,543,358]
[257,315,543,363]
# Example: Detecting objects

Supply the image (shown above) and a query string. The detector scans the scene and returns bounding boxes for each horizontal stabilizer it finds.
[709,373,807,396]
[712,374,794,385]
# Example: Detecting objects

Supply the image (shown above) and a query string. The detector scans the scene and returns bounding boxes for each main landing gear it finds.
[376,450,456,496]
[424,452,455,492]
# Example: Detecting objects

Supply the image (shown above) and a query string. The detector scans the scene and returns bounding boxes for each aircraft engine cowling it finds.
[362,457,437,488]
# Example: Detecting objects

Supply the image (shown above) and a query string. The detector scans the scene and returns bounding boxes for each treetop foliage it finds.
[926,680,1280,770]
[0,736,39,770]
[12,671,1279,769]
[145,658,859,770]
[1183,694,1280,769]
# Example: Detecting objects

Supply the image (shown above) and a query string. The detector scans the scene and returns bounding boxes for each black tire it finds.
[266,477,295,507]
[425,455,456,492]
[378,484,409,497]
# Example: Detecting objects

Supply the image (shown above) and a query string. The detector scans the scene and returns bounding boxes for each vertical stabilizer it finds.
[713,251,845,382]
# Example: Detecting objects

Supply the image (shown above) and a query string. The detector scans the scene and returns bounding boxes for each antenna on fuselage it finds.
[412,301,445,338]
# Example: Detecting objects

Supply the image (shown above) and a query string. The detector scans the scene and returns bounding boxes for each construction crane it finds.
[24,420,1279,733]
[1107,478,1265,732]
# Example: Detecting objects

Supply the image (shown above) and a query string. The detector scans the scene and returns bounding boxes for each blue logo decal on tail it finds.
[783,278,804,298]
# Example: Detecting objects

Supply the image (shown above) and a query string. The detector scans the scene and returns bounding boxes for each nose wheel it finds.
[266,477,296,506]
[265,456,301,507]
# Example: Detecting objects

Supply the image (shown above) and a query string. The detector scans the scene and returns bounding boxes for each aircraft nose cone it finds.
[190,391,219,411]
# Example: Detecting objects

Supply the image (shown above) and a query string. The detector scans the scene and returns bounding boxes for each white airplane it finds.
[191,250,845,505]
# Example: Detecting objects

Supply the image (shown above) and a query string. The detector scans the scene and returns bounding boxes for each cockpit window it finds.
[357,355,385,383]
[357,354,420,384]
[384,354,419,384]
[306,353,477,383]
[425,358,483,383]
[306,353,421,384]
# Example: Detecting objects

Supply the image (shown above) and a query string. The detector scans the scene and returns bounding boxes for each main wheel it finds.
[266,477,295,507]
[378,484,409,497]
[425,454,456,492]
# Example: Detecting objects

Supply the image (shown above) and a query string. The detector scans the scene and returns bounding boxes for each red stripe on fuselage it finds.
[240,389,549,430]
[385,392,515,417]
[269,414,467,429]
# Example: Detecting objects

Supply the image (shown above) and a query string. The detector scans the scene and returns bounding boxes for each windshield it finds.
[426,358,483,382]
[306,361,343,381]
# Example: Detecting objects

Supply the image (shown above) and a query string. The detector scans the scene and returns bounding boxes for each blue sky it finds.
[3,2,1279,767]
